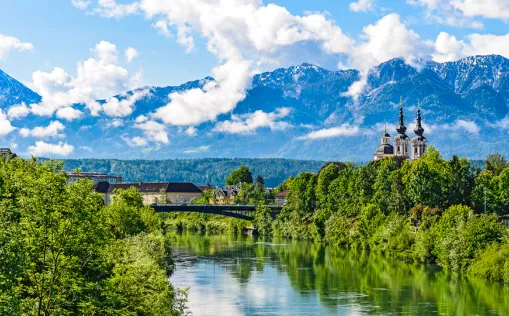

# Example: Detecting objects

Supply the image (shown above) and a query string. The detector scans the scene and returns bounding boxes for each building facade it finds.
[67,172,123,184]
[94,182,203,206]
[374,99,428,161]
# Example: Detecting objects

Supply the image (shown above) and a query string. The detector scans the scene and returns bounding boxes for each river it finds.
[168,232,509,315]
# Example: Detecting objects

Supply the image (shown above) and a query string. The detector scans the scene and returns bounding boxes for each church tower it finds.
[373,126,394,160]
[394,97,410,158]
[411,101,427,159]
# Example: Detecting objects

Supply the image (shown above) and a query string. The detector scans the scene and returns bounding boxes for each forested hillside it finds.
[60,158,327,187]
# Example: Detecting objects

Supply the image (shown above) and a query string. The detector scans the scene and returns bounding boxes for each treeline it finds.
[59,158,326,187]
[0,157,187,315]
[251,148,509,282]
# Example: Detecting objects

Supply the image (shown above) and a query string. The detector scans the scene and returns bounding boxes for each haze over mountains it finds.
[1,54,509,161]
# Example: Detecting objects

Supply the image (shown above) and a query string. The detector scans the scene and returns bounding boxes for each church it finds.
[374,98,427,161]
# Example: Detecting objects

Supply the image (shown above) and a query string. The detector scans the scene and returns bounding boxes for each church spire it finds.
[414,100,424,136]
[396,96,407,134]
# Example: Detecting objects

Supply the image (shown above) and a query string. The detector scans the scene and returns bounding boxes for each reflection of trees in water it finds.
[168,233,509,315]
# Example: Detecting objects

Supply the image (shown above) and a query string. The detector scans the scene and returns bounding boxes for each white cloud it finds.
[349,0,375,12]
[80,145,93,152]
[125,47,138,63]
[93,0,139,18]
[185,126,197,136]
[433,31,509,62]
[152,20,172,37]
[453,0,509,20]
[135,114,148,123]
[345,13,432,99]
[0,110,16,136]
[19,121,66,139]
[101,89,150,117]
[7,103,30,120]
[433,119,480,134]
[154,59,251,126]
[135,119,169,144]
[124,136,148,147]
[28,141,74,157]
[214,107,292,134]
[86,0,353,127]
[407,0,483,28]
[71,0,91,10]
[107,118,124,128]
[56,107,83,121]
[0,33,33,60]
[299,123,360,140]
[30,41,136,117]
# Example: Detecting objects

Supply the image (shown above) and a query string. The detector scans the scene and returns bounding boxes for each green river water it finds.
[168,232,509,315]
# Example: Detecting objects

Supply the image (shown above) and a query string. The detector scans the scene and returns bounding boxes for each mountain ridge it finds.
[1,54,509,160]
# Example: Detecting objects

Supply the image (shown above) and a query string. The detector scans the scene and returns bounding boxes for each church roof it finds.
[374,144,394,155]
[412,135,427,142]
[394,134,410,141]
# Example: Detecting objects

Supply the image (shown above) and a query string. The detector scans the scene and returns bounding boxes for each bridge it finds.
[151,204,283,220]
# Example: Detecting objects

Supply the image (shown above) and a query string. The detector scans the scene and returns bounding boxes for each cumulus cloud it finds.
[298,123,360,140]
[349,0,375,12]
[134,119,169,144]
[19,121,66,138]
[56,107,83,121]
[453,0,509,20]
[0,33,33,60]
[125,47,138,63]
[84,0,353,128]
[0,110,16,136]
[7,103,30,120]
[28,141,74,157]
[29,41,137,117]
[101,89,150,117]
[154,59,251,126]
[345,13,432,99]
[183,145,210,154]
[214,108,292,134]
[124,136,148,147]
[433,31,509,62]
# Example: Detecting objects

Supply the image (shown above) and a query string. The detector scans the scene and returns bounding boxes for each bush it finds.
[469,240,509,282]
[434,205,504,272]
[370,213,415,261]
[324,214,353,246]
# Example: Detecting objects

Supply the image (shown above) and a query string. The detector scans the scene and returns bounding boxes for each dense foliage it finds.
[0,157,187,315]
[253,148,508,281]
[60,158,326,187]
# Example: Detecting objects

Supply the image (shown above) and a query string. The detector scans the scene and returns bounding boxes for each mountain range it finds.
[1,55,509,161]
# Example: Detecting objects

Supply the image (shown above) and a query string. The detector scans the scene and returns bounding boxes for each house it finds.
[0,148,16,161]
[212,184,242,205]
[67,172,122,184]
[197,183,212,192]
[94,182,203,206]
[275,190,288,205]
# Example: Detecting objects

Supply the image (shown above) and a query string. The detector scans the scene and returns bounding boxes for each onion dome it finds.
[396,97,407,134]
[414,101,425,136]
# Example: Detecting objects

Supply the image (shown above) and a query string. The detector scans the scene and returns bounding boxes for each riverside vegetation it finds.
[0,157,187,315]
[165,147,509,284]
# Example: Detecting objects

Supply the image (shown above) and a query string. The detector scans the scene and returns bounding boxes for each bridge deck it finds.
[151,204,283,220]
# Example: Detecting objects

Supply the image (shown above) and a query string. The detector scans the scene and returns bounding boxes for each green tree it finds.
[485,153,508,176]
[449,155,475,206]
[404,146,453,209]
[253,206,273,236]
[226,166,253,185]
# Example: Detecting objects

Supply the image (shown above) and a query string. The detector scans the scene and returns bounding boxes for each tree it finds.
[485,153,508,176]
[226,166,253,185]
[255,175,265,187]
[404,146,454,209]
[449,155,475,206]
[287,172,317,215]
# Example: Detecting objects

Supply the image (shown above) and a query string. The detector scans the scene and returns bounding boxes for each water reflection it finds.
[168,232,509,315]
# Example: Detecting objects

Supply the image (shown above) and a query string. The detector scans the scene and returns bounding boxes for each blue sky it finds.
[1,0,507,87]
[1,0,509,157]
